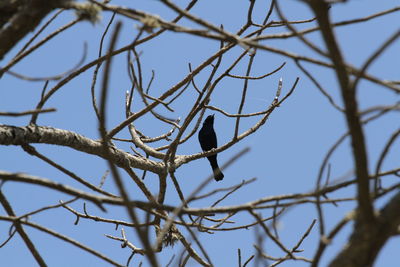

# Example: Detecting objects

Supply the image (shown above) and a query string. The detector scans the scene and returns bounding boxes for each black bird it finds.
[198,114,224,181]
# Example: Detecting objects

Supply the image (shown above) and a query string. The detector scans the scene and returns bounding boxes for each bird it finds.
[198,114,224,181]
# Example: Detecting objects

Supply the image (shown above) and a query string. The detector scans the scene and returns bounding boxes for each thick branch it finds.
[329,191,400,266]
[0,124,163,173]
[309,0,374,225]
[0,0,57,60]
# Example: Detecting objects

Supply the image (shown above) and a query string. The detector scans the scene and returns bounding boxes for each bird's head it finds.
[203,114,214,126]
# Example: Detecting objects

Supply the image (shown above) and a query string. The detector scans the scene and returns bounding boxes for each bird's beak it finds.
[211,114,215,118]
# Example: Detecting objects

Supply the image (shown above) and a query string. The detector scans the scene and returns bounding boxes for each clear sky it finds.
[1,0,400,266]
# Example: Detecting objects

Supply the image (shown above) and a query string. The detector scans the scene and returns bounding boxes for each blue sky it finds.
[1,0,400,266]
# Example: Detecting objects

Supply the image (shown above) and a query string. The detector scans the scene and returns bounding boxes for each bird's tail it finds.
[213,167,224,181]
[209,158,224,181]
